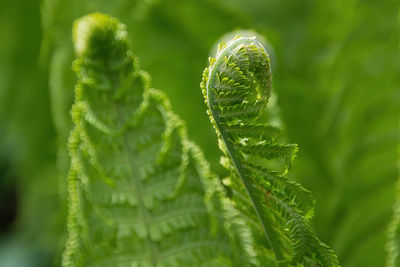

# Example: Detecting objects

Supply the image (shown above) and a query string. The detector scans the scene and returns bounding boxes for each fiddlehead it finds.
[201,36,339,266]
[63,13,255,267]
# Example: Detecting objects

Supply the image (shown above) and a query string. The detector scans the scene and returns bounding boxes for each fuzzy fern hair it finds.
[201,36,340,266]
[62,13,255,267]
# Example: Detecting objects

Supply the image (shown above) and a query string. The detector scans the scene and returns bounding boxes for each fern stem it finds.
[116,104,158,266]
[103,58,158,266]
[223,134,283,260]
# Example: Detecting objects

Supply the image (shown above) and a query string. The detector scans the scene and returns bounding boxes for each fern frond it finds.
[62,13,256,267]
[201,35,339,266]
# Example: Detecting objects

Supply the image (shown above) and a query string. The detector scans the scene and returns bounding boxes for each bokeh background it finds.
[0,0,399,266]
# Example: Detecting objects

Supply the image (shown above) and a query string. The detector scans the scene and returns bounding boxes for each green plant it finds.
[201,36,338,266]
[63,13,256,267]
[62,12,341,266]
[1,1,398,267]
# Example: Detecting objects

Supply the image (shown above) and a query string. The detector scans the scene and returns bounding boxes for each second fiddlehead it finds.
[201,36,339,266]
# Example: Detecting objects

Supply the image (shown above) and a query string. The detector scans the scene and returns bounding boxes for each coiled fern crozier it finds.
[201,36,339,266]
[62,13,255,267]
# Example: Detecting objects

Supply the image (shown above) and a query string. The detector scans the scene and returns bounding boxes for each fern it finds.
[62,13,257,267]
[201,36,339,266]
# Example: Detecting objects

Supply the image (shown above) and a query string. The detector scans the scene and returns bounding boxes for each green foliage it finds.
[63,13,255,267]
[201,36,339,266]
[0,0,398,266]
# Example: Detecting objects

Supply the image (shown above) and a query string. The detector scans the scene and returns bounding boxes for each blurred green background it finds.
[0,0,399,266]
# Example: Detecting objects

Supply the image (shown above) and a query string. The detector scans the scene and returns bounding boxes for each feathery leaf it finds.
[63,13,255,267]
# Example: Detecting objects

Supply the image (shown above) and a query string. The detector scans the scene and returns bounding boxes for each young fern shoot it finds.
[201,36,339,266]
[63,13,255,267]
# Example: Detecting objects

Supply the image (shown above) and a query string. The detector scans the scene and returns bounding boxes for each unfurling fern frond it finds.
[201,36,339,266]
[62,13,256,267]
